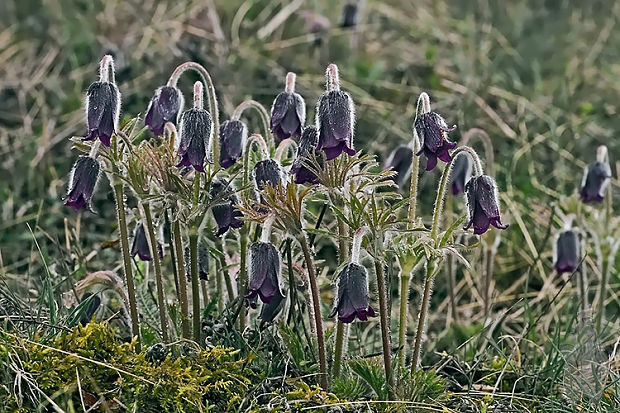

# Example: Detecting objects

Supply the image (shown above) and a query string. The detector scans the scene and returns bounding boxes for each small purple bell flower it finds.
[450,153,473,195]
[316,64,356,160]
[145,86,184,136]
[254,159,283,190]
[64,156,100,212]
[131,222,163,262]
[177,108,213,172]
[84,55,121,147]
[384,145,413,188]
[340,2,361,28]
[219,120,247,169]
[246,242,285,305]
[464,175,509,235]
[210,179,244,236]
[329,262,376,323]
[291,125,319,185]
[553,229,580,274]
[270,73,306,142]
[415,111,457,171]
[580,161,611,204]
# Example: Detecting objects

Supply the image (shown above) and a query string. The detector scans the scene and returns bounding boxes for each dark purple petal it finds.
[211,179,244,235]
[259,290,286,323]
[270,92,306,141]
[330,262,375,323]
[414,111,456,171]
[145,86,183,136]
[247,242,282,305]
[254,159,283,190]
[554,230,580,274]
[130,223,163,262]
[219,120,247,169]
[580,161,611,204]
[316,90,355,159]
[177,108,212,172]
[85,81,120,147]
[464,175,508,235]
[64,156,100,212]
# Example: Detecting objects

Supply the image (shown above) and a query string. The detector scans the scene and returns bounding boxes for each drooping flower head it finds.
[219,120,247,169]
[210,179,244,236]
[553,228,580,274]
[450,152,473,195]
[64,156,100,212]
[131,222,163,262]
[340,2,361,28]
[254,159,283,190]
[580,147,612,204]
[84,56,121,147]
[259,290,286,323]
[291,125,319,185]
[316,64,356,160]
[384,145,413,188]
[329,262,376,323]
[246,242,285,305]
[414,93,457,171]
[464,175,508,235]
[145,86,184,136]
[177,81,213,172]
[270,72,306,142]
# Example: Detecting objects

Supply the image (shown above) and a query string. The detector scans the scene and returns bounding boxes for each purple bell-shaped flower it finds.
[329,262,376,323]
[219,120,247,169]
[553,229,580,274]
[270,73,305,142]
[464,175,508,235]
[291,125,319,185]
[64,156,100,212]
[145,86,184,136]
[246,242,285,305]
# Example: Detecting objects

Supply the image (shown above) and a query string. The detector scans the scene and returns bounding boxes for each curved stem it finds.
[112,183,140,351]
[189,230,201,340]
[285,72,296,94]
[141,203,170,343]
[99,55,115,84]
[298,234,328,389]
[460,128,494,177]
[171,217,190,339]
[374,233,394,397]
[332,196,350,380]
[232,100,273,150]
[411,259,436,372]
[326,64,340,91]
[274,138,298,163]
[407,91,431,228]
[167,62,220,170]
[242,133,269,199]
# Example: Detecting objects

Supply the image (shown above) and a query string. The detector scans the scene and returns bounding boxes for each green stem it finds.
[298,234,328,389]
[238,225,249,331]
[218,238,235,302]
[142,203,170,343]
[232,100,274,151]
[189,231,201,340]
[397,271,410,368]
[411,260,436,372]
[332,214,349,379]
[483,245,495,318]
[172,218,190,339]
[113,184,141,351]
[596,176,612,330]
[374,250,395,397]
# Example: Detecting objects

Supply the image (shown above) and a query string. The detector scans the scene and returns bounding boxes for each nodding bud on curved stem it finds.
[350,226,369,264]
[193,81,204,110]
[246,133,270,160]
[326,63,340,91]
[285,72,296,94]
[274,138,298,163]
[99,55,115,84]
[460,128,494,177]
[164,122,178,152]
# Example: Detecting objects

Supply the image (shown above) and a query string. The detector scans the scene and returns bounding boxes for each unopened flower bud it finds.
[177,108,213,172]
[246,242,285,305]
[329,262,376,323]
[145,86,184,136]
[291,126,319,184]
[219,120,247,169]
[464,175,508,235]
[64,156,100,212]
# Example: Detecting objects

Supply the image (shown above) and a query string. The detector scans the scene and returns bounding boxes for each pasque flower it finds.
[340,2,361,28]
[270,73,305,142]
[414,111,457,171]
[131,222,163,261]
[329,262,376,323]
[464,175,508,235]
[246,242,285,305]
[64,156,100,212]
[291,125,319,184]
[210,179,244,236]
[316,64,356,160]
[254,159,283,190]
[177,107,213,172]
[553,229,580,274]
[384,145,413,188]
[580,161,611,204]
[184,242,209,280]
[259,291,286,323]
[84,81,120,147]
[145,86,184,136]
[219,120,247,169]
[450,153,472,195]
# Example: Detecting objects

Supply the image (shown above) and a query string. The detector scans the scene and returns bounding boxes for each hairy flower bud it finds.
[450,153,473,195]
[131,222,163,262]
[84,81,121,147]
[246,242,285,305]
[553,229,580,274]
[254,159,283,190]
[270,91,306,142]
[384,145,413,188]
[64,156,100,212]
[464,175,508,235]
[316,90,356,160]
[210,179,243,236]
[219,120,247,169]
[415,112,457,171]
[580,161,611,204]
[145,86,184,136]
[177,108,213,172]
[291,125,319,184]
[329,262,376,323]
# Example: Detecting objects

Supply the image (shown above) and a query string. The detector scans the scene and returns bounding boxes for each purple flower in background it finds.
[580,161,611,204]
[291,125,319,185]
[246,242,284,305]
[451,153,473,195]
[553,229,580,274]
[177,108,212,172]
[219,120,247,169]
[414,111,457,171]
[464,175,508,235]
[210,179,244,236]
[259,290,286,323]
[84,81,120,147]
[384,145,413,188]
[131,223,163,262]
[145,86,184,136]
[254,159,283,190]
[330,262,376,323]
[64,156,100,212]
[184,242,210,281]
[340,2,361,28]
[316,89,356,160]
[270,91,305,142]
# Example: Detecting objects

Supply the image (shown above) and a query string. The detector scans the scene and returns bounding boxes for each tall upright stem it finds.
[397,269,410,369]
[112,183,140,351]
[483,246,495,318]
[298,234,328,389]
[596,145,612,330]
[238,224,249,330]
[411,260,436,372]
[374,242,395,396]
[218,238,235,302]
[141,203,170,343]
[171,218,190,338]
[332,214,349,379]
[189,231,201,340]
